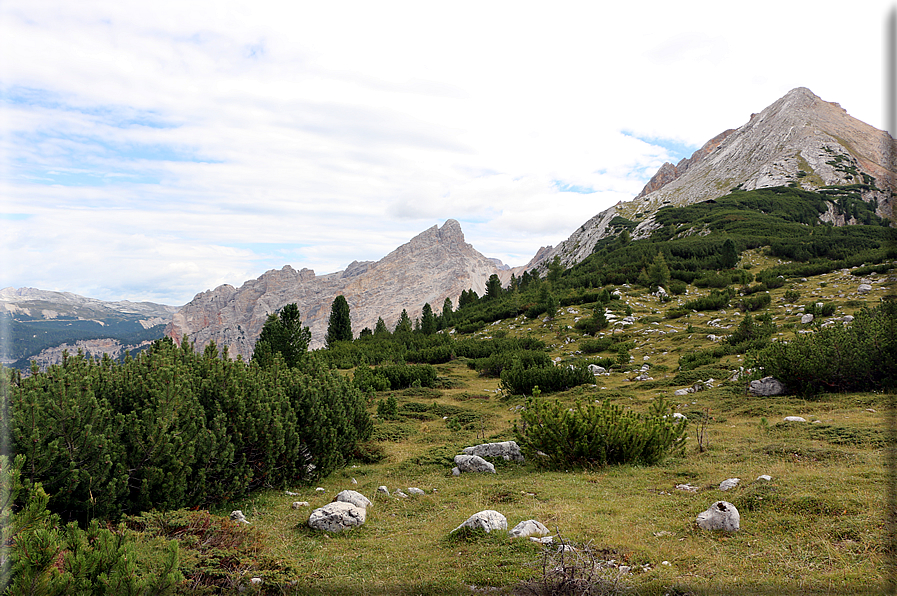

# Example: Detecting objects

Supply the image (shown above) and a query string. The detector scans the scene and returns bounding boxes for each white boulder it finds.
[452,510,507,534]
[749,376,785,396]
[509,519,550,539]
[335,489,371,509]
[696,501,740,532]
[462,441,524,462]
[783,416,807,422]
[308,501,366,532]
[453,454,496,474]
[719,478,739,491]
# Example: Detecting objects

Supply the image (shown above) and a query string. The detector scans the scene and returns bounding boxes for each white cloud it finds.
[1,0,892,304]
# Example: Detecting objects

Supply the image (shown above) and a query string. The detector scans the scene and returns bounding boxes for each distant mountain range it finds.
[0,287,178,368]
[6,87,894,367]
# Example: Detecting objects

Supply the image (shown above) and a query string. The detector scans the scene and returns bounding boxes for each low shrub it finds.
[515,397,687,468]
[500,361,594,395]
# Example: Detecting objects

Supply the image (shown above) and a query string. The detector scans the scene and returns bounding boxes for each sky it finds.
[1,1,894,306]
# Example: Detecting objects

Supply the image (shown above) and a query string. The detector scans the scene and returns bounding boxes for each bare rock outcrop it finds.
[166,220,505,356]
[527,87,895,271]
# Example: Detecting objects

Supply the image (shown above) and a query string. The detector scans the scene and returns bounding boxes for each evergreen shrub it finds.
[514,397,687,469]
[751,301,897,396]
[500,361,593,395]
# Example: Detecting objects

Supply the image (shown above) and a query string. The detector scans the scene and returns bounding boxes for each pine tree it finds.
[326,295,353,347]
[253,304,311,368]
[721,238,738,269]
[647,251,671,291]
[485,274,503,300]
[420,303,437,335]
[394,309,413,334]
[374,317,390,337]
[440,297,453,329]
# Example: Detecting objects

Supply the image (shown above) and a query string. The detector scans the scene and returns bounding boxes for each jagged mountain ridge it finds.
[526,87,895,270]
[166,219,506,356]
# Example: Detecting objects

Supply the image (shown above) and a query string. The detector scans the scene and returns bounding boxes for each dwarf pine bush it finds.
[514,397,687,469]
[751,301,897,396]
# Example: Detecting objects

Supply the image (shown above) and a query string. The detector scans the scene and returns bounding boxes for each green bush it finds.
[467,349,551,377]
[500,360,594,395]
[739,292,771,312]
[784,289,801,303]
[751,301,897,395]
[579,337,614,354]
[804,302,837,317]
[373,363,438,389]
[514,397,687,469]
[8,339,373,523]
[682,287,735,311]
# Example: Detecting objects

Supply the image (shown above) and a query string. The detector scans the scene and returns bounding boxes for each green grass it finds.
[121,260,890,594]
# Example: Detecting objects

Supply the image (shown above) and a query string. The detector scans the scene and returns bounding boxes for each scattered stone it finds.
[653,531,673,537]
[352,478,358,485]
[842,315,855,323]
[451,510,507,534]
[230,510,250,524]
[453,454,496,474]
[588,364,607,375]
[749,376,785,396]
[315,487,326,493]
[291,501,310,509]
[529,536,554,545]
[308,501,366,532]
[866,408,877,413]
[783,416,807,422]
[858,284,873,294]
[285,490,299,496]
[672,412,687,421]
[335,489,371,509]
[451,467,461,477]
[377,486,390,496]
[675,484,699,493]
[407,487,426,495]
[509,520,550,539]
[462,441,524,462]
[800,314,814,324]
[394,489,409,498]
[674,388,691,396]
[250,577,263,585]
[719,478,739,491]
[696,501,740,532]
[756,475,772,482]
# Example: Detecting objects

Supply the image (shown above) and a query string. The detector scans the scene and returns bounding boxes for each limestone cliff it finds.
[166,219,505,356]
[528,87,895,270]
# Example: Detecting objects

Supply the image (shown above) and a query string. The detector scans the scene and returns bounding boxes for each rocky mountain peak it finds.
[527,87,895,270]
[166,219,505,356]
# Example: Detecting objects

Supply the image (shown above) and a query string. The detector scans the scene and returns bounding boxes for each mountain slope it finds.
[527,87,895,270]
[166,219,505,356]
[0,287,178,367]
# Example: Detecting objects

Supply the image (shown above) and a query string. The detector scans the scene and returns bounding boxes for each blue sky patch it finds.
[622,130,698,163]
[0,213,32,220]
[552,180,596,194]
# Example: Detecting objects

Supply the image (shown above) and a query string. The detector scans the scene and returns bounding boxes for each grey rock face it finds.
[308,501,366,532]
[462,441,524,462]
[696,501,740,532]
[453,454,496,474]
[749,376,786,396]
[335,489,371,509]
[451,510,508,534]
[167,220,507,355]
[509,520,550,539]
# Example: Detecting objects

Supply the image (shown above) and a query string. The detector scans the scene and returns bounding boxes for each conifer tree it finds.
[394,309,413,334]
[440,297,453,329]
[420,303,437,335]
[253,303,311,368]
[485,274,503,300]
[374,317,390,337]
[326,295,353,347]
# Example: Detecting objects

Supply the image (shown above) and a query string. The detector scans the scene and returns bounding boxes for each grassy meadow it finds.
[196,252,892,595]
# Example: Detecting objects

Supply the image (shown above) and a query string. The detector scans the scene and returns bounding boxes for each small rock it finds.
[509,520,550,539]
[351,478,358,485]
[291,501,310,509]
[529,536,554,544]
[250,578,263,585]
[675,483,699,493]
[842,315,855,323]
[230,510,250,524]
[462,441,524,462]
[308,501,366,532]
[394,490,408,498]
[865,408,876,413]
[672,412,687,421]
[858,284,873,294]
[783,416,807,422]
[801,313,814,324]
[335,489,371,509]
[756,475,772,482]
[285,491,299,496]
[719,478,739,491]
[749,376,785,396]
[451,510,507,534]
[407,487,426,495]
[696,501,740,532]
[377,486,390,496]
[451,467,461,477]
[315,487,326,493]
[453,454,496,474]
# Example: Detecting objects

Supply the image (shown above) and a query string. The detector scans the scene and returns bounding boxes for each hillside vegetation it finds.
[3,186,894,594]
